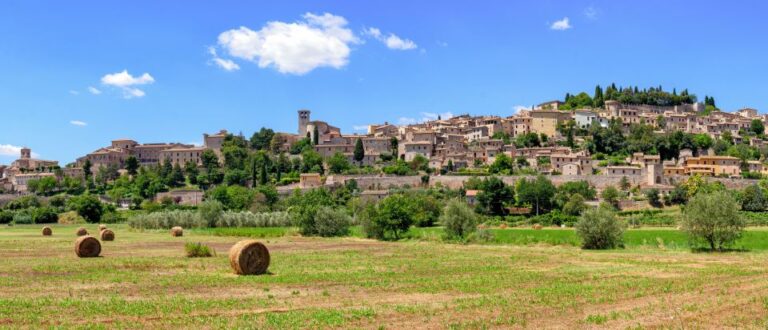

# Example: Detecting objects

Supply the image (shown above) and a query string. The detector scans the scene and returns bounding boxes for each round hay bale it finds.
[76,227,88,236]
[532,224,543,230]
[100,229,115,241]
[228,240,270,275]
[170,226,183,237]
[98,224,107,232]
[74,236,101,258]
[42,226,53,236]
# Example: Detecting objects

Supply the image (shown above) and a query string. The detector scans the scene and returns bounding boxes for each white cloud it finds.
[101,70,154,87]
[584,6,598,19]
[69,90,79,95]
[363,27,382,39]
[101,70,154,98]
[397,112,454,126]
[398,117,418,125]
[212,57,240,71]
[364,27,418,50]
[550,17,572,30]
[123,88,145,99]
[87,86,102,95]
[217,12,359,75]
[513,105,529,114]
[352,125,368,131]
[208,47,241,72]
[420,112,454,121]
[0,144,39,158]
[436,41,448,47]
[70,120,87,127]
[385,34,417,50]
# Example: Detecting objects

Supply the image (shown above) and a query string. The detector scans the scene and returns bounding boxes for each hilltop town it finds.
[1,85,765,203]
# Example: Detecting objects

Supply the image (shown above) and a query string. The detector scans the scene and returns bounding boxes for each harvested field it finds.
[1,224,768,328]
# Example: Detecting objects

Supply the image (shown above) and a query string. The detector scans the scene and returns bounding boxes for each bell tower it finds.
[298,110,311,137]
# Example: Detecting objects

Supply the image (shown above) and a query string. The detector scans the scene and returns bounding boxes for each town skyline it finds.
[2,1,768,164]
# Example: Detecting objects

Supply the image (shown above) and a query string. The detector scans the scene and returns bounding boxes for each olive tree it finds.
[682,191,744,251]
[440,199,479,239]
[575,206,625,249]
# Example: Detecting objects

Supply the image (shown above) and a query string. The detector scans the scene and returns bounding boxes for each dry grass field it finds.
[2,224,768,328]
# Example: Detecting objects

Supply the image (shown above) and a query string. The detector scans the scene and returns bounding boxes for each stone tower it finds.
[298,110,311,137]
[20,147,31,159]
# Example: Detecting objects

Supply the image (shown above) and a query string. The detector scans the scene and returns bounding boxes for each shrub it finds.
[467,228,494,243]
[128,210,291,229]
[575,206,625,249]
[0,210,14,224]
[185,242,213,257]
[440,199,478,240]
[312,207,351,237]
[644,188,662,207]
[4,195,41,210]
[58,211,86,224]
[682,191,744,251]
[12,211,33,224]
[31,207,58,224]
[198,200,225,227]
[100,212,125,224]
[215,211,291,228]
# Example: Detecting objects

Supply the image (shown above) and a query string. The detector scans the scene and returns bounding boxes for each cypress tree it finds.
[353,138,365,166]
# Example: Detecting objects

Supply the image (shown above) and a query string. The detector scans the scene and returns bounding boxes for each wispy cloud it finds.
[87,86,102,95]
[101,70,155,99]
[70,120,87,127]
[69,90,79,95]
[513,105,529,114]
[364,27,418,50]
[550,17,572,31]
[207,47,240,72]
[0,144,39,158]
[584,6,598,19]
[352,125,368,131]
[398,112,454,125]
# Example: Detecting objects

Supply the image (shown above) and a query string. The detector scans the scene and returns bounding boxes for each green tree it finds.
[169,163,185,187]
[644,188,661,207]
[440,199,479,239]
[363,194,414,240]
[259,162,269,185]
[184,161,199,185]
[562,193,587,216]
[475,177,514,216]
[301,149,324,174]
[741,184,767,212]
[67,194,103,223]
[750,119,765,136]
[619,176,631,191]
[601,186,621,209]
[289,188,337,236]
[682,191,744,251]
[353,138,365,166]
[125,156,139,176]
[82,159,92,184]
[575,206,625,249]
[250,127,275,150]
[489,153,514,174]
[312,126,319,145]
[515,175,556,215]
[328,152,351,174]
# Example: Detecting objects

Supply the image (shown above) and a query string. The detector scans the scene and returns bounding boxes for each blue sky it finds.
[1,0,767,164]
